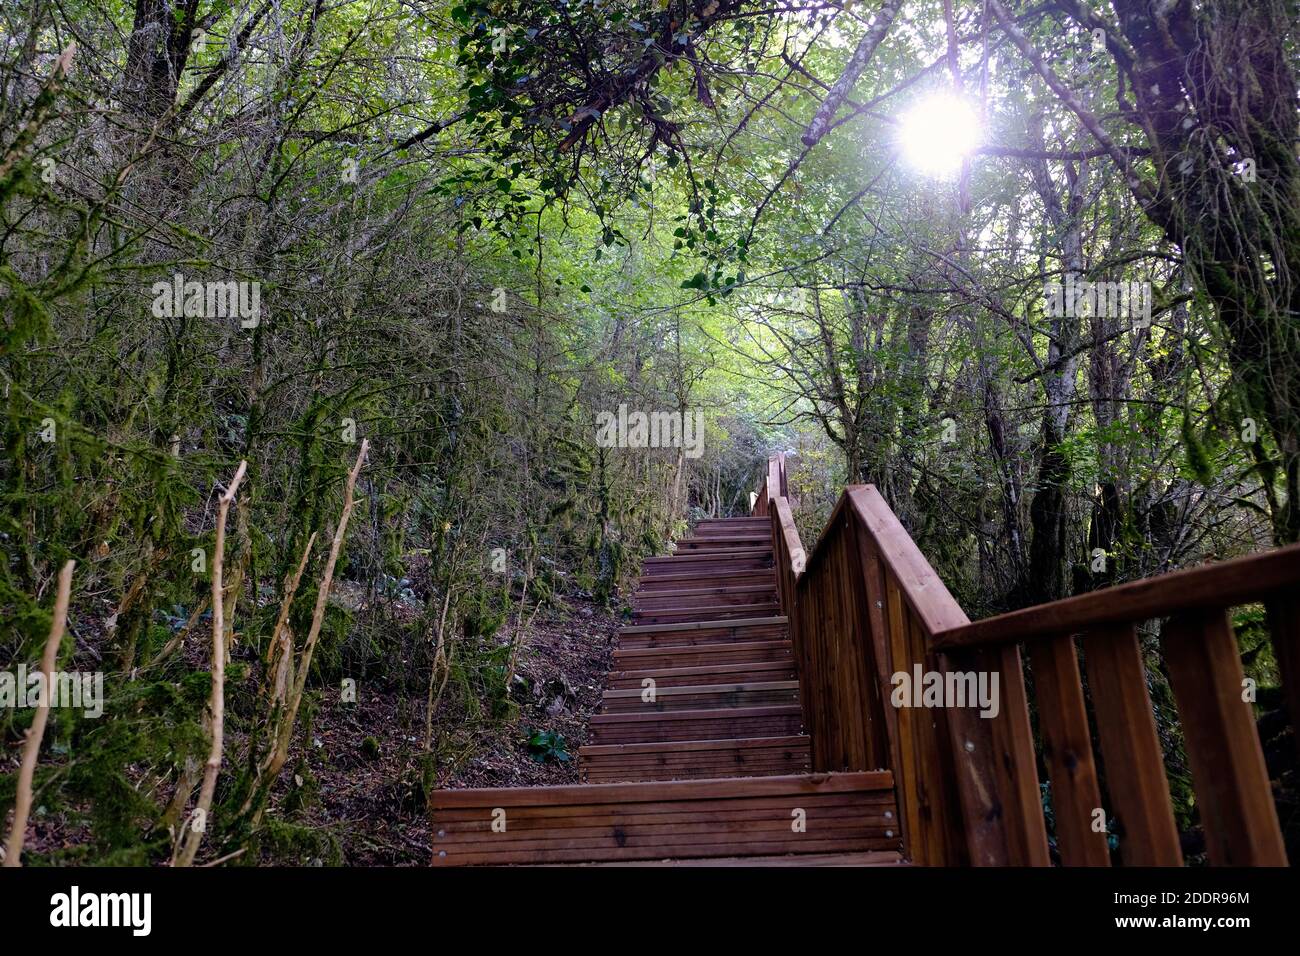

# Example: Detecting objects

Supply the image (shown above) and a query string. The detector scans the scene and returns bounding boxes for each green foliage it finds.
[525,728,570,764]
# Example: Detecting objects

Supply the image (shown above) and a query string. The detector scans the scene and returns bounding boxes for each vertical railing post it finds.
[1026,635,1109,865]
[1081,623,1183,865]
[1161,611,1286,865]
[1265,593,1300,765]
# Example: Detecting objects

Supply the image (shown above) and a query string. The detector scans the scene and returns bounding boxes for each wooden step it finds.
[645,546,773,561]
[619,615,788,635]
[601,680,801,713]
[677,539,772,549]
[637,569,776,591]
[580,736,811,783]
[588,705,804,744]
[606,659,797,688]
[617,616,789,648]
[642,549,774,574]
[630,603,782,625]
[640,560,775,578]
[695,518,770,530]
[673,535,772,550]
[430,772,898,865]
[632,583,777,609]
[561,850,905,866]
[611,639,793,671]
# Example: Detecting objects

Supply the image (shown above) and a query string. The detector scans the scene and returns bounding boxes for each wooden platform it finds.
[428,516,901,866]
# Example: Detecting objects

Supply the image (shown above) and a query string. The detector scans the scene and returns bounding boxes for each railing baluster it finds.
[1081,623,1182,865]
[856,526,903,787]
[885,576,928,863]
[909,612,968,865]
[938,643,1051,865]
[1265,592,1300,764]
[1160,611,1287,865]
[991,644,1050,864]
[1027,635,1109,865]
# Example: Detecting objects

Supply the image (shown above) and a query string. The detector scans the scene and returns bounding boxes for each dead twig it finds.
[174,460,247,867]
[2,559,75,867]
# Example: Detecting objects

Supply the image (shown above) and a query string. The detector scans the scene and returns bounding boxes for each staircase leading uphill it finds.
[432,451,1300,866]
[584,517,806,778]
[430,515,904,866]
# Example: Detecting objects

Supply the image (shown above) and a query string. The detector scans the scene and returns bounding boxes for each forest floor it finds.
[6,591,621,867]
[255,594,620,866]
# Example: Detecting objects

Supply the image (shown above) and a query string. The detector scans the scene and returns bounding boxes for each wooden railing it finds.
[753,454,1300,866]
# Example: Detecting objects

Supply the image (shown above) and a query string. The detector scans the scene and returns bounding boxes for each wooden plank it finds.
[433,792,894,823]
[602,680,800,699]
[433,798,896,831]
[935,543,1300,651]
[581,768,810,783]
[637,570,776,590]
[644,556,775,566]
[611,640,793,671]
[695,519,772,528]
[583,755,810,772]
[580,736,809,757]
[438,825,899,850]
[1160,611,1286,865]
[588,705,804,744]
[434,796,894,827]
[437,806,890,834]
[619,615,787,636]
[857,524,904,832]
[616,628,790,650]
[558,850,905,866]
[439,825,898,851]
[674,536,771,549]
[433,801,902,863]
[581,757,809,775]
[885,576,924,864]
[987,643,1050,865]
[580,737,812,782]
[439,829,881,856]
[606,660,797,688]
[581,749,810,767]
[1026,635,1110,866]
[436,837,900,866]
[583,755,809,771]
[1081,623,1183,865]
[600,681,800,713]
[632,584,776,608]
[430,771,894,808]
[582,754,807,770]
[630,603,781,624]
[644,547,773,564]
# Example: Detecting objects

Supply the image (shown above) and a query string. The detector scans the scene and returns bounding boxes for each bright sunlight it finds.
[898,92,983,176]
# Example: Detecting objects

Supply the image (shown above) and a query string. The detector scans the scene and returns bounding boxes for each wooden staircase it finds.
[430,516,904,866]
[586,517,805,776]
[431,453,1300,866]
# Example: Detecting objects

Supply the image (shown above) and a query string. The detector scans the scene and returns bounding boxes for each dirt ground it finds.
[254,594,621,865]
[4,591,622,867]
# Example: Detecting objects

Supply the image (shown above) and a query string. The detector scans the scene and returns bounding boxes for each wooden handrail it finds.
[931,543,1300,650]
[754,452,1297,867]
